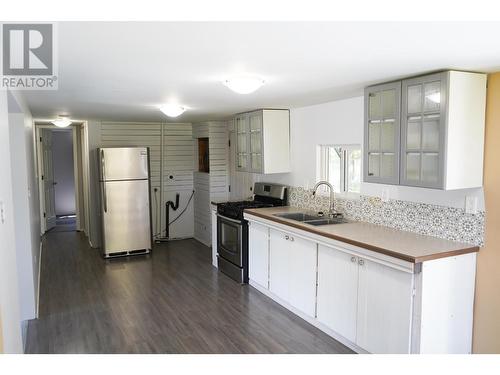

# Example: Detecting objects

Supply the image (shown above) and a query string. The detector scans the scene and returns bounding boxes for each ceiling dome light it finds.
[52,116,72,128]
[223,76,265,94]
[159,104,186,118]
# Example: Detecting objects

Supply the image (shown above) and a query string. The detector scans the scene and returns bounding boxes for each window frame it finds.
[316,144,362,197]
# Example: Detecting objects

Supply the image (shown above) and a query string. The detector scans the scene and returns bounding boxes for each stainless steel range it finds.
[216,182,287,284]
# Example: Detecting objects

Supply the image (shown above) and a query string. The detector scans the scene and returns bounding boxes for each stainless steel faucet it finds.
[312,181,336,216]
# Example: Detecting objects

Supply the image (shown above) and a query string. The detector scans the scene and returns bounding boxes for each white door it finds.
[356,258,414,353]
[40,129,56,231]
[269,228,290,302]
[317,244,359,342]
[248,221,269,288]
[288,234,317,317]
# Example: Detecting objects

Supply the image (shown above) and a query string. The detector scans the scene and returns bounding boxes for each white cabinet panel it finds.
[269,228,317,317]
[288,235,317,317]
[248,221,269,288]
[356,258,413,354]
[233,109,290,174]
[211,207,218,267]
[317,245,359,342]
[269,228,290,302]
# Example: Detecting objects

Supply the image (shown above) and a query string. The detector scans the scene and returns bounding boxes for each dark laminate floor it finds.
[26,230,353,354]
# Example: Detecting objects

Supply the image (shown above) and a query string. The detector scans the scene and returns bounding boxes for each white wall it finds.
[52,130,76,216]
[6,92,40,328]
[258,96,485,211]
[0,91,24,353]
[7,113,37,324]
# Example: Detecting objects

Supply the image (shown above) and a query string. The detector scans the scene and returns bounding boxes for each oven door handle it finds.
[216,214,243,224]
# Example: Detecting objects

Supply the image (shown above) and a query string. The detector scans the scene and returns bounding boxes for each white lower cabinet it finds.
[356,258,413,354]
[269,228,317,317]
[317,244,359,343]
[248,221,270,288]
[315,243,414,353]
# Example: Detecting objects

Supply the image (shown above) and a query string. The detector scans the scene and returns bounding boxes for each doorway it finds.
[52,129,76,231]
[35,122,85,234]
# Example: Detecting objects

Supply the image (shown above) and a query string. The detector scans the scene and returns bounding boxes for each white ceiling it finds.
[23,21,500,123]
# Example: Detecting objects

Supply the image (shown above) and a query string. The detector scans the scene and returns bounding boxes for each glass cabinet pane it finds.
[368,153,380,177]
[421,153,439,183]
[424,81,441,112]
[422,116,440,151]
[236,117,246,133]
[250,132,261,153]
[380,121,395,151]
[237,133,247,153]
[369,92,382,119]
[249,114,261,132]
[406,153,421,181]
[251,153,262,171]
[380,153,395,178]
[382,89,396,119]
[368,122,381,151]
[237,154,247,169]
[407,84,422,114]
[406,120,421,150]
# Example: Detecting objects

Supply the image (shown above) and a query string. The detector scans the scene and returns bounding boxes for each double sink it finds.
[273,212,347,226]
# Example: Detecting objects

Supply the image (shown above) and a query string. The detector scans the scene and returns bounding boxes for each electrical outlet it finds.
[465,196,478,215]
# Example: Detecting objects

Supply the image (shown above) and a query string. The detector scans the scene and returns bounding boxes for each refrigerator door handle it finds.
[101,150,107,212]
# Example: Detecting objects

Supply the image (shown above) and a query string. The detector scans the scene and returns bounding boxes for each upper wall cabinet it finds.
[234,109,290,174]
[364,71,487,190]
[364,81,402,185]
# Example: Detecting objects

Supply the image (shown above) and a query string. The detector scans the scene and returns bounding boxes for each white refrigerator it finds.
[98,147,152,257]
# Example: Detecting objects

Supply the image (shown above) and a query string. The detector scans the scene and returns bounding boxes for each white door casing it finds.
[39,129,56,232]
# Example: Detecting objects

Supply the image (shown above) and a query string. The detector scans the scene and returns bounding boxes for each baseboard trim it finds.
[248,279,367,354]
[193,236,211,247]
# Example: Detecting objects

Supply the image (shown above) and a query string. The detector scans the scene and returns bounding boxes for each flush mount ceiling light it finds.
[223,76,265,94]
[51,116,72,128]
[159,103,186,118]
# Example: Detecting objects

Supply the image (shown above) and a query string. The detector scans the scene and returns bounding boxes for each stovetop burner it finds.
[217,200,274,220]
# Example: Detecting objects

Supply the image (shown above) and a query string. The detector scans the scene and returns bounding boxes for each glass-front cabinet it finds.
[235,114,249,171]
[363,70,486,190]
[401,72,446,188]
[233,109,290,174]
[364,81,401,185]
[248,111,263,173]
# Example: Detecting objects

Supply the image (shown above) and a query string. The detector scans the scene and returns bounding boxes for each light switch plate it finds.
[465,196,478,215]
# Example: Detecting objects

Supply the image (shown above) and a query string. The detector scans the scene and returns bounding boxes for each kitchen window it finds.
[316,144,361,194]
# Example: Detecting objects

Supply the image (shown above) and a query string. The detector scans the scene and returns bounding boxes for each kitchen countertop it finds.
[244,206,479,263]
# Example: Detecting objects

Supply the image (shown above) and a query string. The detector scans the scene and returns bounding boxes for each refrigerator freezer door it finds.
[100,147,149,181]
[101,179,152,254]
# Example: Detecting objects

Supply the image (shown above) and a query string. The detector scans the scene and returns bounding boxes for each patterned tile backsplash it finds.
[288,186,485,246]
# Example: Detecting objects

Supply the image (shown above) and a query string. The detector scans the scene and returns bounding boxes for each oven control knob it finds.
[285,235,290,241]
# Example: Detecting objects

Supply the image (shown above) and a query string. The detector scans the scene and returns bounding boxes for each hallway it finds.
[25,231,352,354]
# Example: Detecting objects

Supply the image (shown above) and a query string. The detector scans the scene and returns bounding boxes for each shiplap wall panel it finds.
[161,123,194,239]
[192,121,229,246]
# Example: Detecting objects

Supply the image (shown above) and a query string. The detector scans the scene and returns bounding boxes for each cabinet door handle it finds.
[351,256,357,263]
[358,259,365,266]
